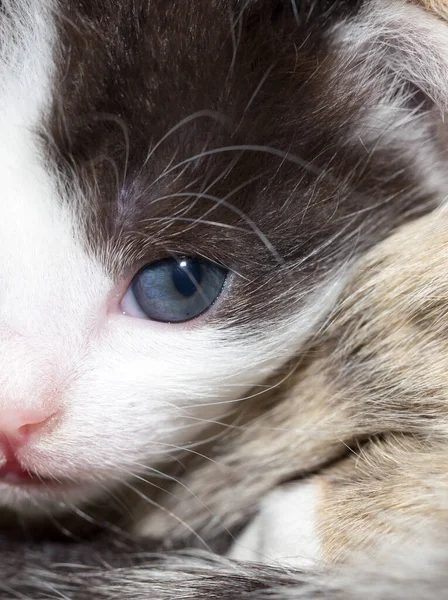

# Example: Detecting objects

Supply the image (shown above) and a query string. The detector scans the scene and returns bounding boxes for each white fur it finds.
[228,481,322,569]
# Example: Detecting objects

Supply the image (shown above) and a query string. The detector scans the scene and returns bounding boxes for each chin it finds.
[0,479,103,517]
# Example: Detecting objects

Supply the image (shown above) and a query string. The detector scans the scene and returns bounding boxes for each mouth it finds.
[0,459,104,516]
[0,461,71,488]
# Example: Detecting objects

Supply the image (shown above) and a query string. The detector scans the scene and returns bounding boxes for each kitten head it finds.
[0,0,446,519]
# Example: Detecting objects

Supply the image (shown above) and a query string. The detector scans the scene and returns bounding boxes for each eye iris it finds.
[131,257,227,323]
[172,260,202,298]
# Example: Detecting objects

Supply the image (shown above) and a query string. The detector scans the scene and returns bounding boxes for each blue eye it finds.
[128,257,228,323]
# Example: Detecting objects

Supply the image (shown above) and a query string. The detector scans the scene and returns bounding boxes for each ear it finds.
[336,0,448,112]
[323,0,448,214]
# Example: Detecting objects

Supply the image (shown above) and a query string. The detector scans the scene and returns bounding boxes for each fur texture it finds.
[0,0,433,518]
[1,0,448,598]
[142,207,448,562]
[7,142,448,600]
[419,0,448,19]
[1,534,448,599]
[0,0,446,522]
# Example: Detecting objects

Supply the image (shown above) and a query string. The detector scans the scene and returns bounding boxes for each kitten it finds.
[0,0,448,597]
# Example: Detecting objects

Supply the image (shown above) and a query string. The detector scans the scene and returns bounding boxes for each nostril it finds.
[17,412,58,438]
[0,409,59,449]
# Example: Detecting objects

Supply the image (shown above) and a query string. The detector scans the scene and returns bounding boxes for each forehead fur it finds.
[41,0,443,325]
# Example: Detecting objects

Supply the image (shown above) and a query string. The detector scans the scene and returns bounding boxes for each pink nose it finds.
[0,409,56,451]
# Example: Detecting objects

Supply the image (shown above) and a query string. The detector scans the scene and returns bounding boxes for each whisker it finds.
[113,466,174,499]
[176,170,270,236]
[86,112,130,189]
[116,466,206,517]
[150,144,324,190]
[243,62,276,116]
[142,110,230,170]
[290,0,301,25]
[118,479,212,551]
[142,190,284,265]
[138,216,248,232]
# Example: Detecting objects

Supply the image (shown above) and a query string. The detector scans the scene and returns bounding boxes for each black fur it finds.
[46,0,439,326]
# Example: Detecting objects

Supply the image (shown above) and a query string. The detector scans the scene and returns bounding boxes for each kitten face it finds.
[0,0,446,516]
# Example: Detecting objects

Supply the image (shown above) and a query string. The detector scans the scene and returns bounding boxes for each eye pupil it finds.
[172,259,202,298]
[129,257,227,323]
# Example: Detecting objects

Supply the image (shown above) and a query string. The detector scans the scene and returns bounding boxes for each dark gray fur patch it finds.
[46,0,440,325]
[1,534,448,600]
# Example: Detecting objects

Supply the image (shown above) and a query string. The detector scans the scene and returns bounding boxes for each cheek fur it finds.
[33,270,347,476]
